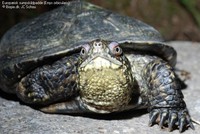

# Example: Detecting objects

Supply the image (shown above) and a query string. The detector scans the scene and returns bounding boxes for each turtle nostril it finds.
[94,41,102,48]
[92,42,103,53]
[98,43,101,47]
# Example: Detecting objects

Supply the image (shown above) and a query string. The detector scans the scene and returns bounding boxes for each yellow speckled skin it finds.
[78,40,134,113]
[79,66,132,113]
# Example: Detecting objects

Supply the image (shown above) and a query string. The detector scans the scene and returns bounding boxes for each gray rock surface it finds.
[0,41,200,134]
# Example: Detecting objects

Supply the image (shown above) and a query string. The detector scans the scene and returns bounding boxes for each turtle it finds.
[0,1,194,132]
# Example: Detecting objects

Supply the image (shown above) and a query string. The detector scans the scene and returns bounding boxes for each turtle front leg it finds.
[143,59,194,132]
[17,54,79,105]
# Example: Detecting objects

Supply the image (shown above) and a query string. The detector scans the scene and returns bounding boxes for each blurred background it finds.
[1,0,200,41]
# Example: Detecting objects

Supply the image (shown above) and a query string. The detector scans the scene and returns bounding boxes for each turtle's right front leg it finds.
[17,54,79,105]
[143,59,194,132]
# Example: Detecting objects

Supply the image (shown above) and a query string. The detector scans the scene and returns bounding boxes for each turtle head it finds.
[78,39,134,113]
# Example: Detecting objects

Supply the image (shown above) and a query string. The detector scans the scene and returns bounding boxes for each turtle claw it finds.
[168,112,178,132]
[179,118,185,132]
[187,115,195,130]
[149,109,159,126]
[159,111,168,128]
[178,109,195,132]
[179,114,187,132]
[149,108,194,132]
[189,122,195,130]
[179,111,195,132]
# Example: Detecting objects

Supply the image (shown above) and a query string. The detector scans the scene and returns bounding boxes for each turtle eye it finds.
[109,42,122,56]
[113,46,122,56]
[80,48,86,56]
[80,44,90,56]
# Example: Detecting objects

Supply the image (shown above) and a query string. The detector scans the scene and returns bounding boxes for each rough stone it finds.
[0,41,200,134]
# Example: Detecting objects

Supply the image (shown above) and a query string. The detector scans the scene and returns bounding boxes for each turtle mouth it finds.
[79,55,122,71]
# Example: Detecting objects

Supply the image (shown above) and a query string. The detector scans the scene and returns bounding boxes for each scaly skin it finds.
[127,54,194,132]
[17,39,194,132]
[144,59,194,132]
[17,54,79,105]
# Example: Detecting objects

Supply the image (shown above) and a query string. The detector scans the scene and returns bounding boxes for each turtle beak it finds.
[80,55,122,69]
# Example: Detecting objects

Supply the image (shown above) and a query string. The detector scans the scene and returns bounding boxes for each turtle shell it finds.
[0,1,176,93]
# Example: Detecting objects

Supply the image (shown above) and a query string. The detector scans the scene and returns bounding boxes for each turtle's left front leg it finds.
[143,59,194,132]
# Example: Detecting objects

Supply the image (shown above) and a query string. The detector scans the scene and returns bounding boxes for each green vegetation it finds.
[179,0,200,28]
